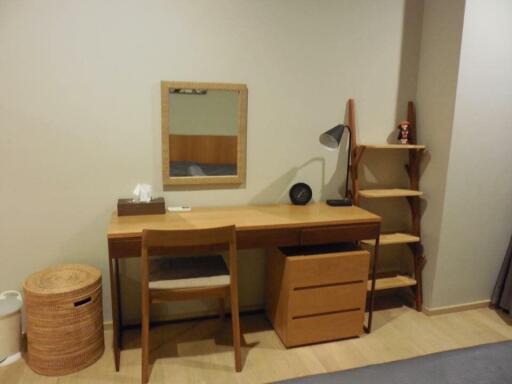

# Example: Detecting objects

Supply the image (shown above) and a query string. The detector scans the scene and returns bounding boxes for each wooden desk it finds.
[107,203,381,371]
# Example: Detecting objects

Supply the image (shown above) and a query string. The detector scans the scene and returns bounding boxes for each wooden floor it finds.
[2,306,512,383]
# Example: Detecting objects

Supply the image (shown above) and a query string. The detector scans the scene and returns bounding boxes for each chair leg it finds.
[218,298,225,320]
[141,295,150,383]
[229,292,242,372]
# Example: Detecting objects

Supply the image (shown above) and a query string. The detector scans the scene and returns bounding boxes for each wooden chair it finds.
[140,225,241,383]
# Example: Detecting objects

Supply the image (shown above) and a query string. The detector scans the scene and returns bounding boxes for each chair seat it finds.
[148,255,230,290]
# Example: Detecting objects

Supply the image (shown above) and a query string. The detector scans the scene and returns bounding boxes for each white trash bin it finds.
[0,291,23,367]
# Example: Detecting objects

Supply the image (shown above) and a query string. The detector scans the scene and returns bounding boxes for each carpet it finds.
[274,341,512,384]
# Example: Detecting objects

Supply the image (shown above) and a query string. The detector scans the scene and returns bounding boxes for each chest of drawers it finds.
[266,244,369,347]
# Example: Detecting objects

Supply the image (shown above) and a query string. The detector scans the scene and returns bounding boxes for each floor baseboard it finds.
[423,300,491,316]
[103,304,265,329]
[103,300,493,325]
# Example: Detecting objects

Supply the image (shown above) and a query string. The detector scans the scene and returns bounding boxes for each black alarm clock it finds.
[289,183,312,205]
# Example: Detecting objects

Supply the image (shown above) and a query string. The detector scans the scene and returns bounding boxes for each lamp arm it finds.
[344,126,352,198]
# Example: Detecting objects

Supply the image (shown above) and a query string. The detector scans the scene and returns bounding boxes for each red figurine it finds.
[397,120,410,144]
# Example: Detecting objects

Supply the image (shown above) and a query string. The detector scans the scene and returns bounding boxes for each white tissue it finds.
[133,183,152,203]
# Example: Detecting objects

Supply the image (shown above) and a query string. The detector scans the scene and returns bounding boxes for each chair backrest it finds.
[140,225,238,291]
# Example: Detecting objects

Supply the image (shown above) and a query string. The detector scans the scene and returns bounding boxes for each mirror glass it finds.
[161,82,247,186]
[169,89,238,177]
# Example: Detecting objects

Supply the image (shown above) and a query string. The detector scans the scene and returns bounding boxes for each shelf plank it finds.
[359,189,423,198]
[360,144,426,150]
[362,232,420,246]
[367,275,417,291]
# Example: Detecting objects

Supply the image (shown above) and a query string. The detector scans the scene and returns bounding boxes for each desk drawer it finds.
[287,310,364,347]
[237,228,301,249]
[288,250,369,288]
[289,282,366,318]
[300,224,379,245]
[108,238,141,259]
[108,238,225,258]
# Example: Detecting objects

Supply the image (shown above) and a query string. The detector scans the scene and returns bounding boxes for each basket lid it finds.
[0,296,22,318]
[23,264,101,295]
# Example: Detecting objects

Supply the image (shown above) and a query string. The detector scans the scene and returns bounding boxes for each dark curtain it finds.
[491,236,512,312]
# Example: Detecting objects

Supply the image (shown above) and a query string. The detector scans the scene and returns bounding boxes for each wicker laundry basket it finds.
[24,264,104,376]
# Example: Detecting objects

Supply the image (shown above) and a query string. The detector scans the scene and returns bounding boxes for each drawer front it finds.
[289,283,366,318]
[237,228,301,249]
[300,224,379,245]
[287,310,364,347]
[108,238,227,258]
[288,250,369,288]
[108,238,141,259]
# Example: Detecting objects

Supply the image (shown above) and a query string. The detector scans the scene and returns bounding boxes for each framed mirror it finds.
[161,81,247,186]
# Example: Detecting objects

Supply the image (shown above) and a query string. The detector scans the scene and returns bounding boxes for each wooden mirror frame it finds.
[161,81,247,186]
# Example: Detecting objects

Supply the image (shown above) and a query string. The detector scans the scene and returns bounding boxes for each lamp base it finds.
[326,198,352,207]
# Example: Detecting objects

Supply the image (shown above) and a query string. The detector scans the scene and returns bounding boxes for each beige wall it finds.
[0,0,424,323]
[417,0,512,309]
[0,0,503,318]
[427,0,512,307]
[415,0,466,308]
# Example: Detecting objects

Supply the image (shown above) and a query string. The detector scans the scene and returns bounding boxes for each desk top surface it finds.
[107,202,380,239]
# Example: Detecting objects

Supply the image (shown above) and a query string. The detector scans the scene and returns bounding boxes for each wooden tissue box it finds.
[117,197,166,216]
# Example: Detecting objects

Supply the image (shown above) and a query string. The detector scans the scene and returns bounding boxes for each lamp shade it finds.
[319,124,347,150]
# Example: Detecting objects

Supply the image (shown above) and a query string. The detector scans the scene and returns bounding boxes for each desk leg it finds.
[108,256,121,372]
[411,243,425,311]
[365,235,380,333]
[115,258,124,350]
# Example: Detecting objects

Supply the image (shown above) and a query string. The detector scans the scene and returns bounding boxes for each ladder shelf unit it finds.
[346,99,426,310]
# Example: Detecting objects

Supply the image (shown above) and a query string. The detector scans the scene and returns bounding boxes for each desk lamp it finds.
[319,124,353,206]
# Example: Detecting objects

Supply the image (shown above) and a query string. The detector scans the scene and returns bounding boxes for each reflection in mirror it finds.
[169,89,238,177]
[161,82,247,186]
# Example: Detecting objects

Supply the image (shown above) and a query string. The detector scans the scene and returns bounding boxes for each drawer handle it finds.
[294,280,363,291]
[292,307,360,320]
